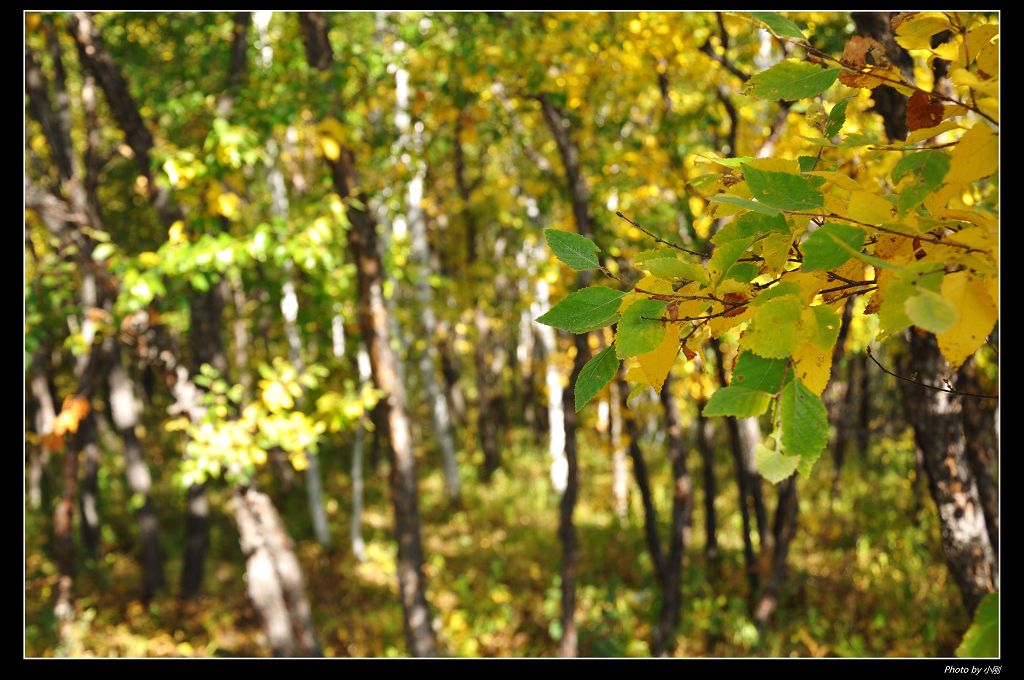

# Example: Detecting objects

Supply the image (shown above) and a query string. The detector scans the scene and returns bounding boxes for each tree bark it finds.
[899,332,995,615]
[958,358,998,564]
[754,476,799,627]
[653,374,694,657]
[694,398,718,563]
[233,486,321,656]
[299,12,437,656]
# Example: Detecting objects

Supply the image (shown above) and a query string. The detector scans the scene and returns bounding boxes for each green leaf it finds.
[742,164,825,211]
[544,228,601,270]
[702,386,772,418]
[711,212,789,245]
[803,305,842,351]
[825,98,851,138]
[892,151,952,215]
[537,286,625,333]
[643,257,710,284]
[755,442,800,484]
[905,288,958,333]
[750,12,806,40]
[710,195,781,216]
[742,60,840,101]
[744,295,803,359]
[956,592,998,658]
[879,265,944,335]
[731,351,788,393]
[751,281,803,307]
[724,262,759,283]
[616,298,668,359]
[801,223,866,271]
[798,155,819,172]
[574,345,619,412]
[709,236,756,285]
[779,377,829,461]
[92,243,116,262]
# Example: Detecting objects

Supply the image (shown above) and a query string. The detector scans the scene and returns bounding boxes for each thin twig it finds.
[616,212,707,258]
[867,346,998,400]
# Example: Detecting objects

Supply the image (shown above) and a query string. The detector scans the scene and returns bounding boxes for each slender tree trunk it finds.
[711,340,758,596]
[350,347,373,564]
[392,45,461,501]
[107,349,165,601]
[77,414,102,560]
[829,300,855,495]
[855,352,871,458]
[900,332,995,615]
[533,275,567,492]
[53,428,79,657]
[619,372,666,588]
[754,476,799,627]
[653,374,694,657]
[739,416,769,550]
[299,12,437,656]
[695,398,718,563]
[233,486,322,656]
[538,92,599,657]
[29,356,57,511]
[609,378,628,519]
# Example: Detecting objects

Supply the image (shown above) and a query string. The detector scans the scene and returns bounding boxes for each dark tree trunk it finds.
[754,476,799,627]
[828,300,855,496]
[653,374,694,657]
[618,371,666,588]
[299,12,437,656]
[851,12,916,141]
[695,398,718,563]
[899,332,995,616]
[107,349,165,601]
[77,413,102,560]
[538,92,599,658]
[711,339,758,596]
[855,352,871,458]
[958,358,998,564]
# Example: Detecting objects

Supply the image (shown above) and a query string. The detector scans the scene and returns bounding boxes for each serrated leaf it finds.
[544,228,601,270]
[731,351,788,393]
[709,236,756,286]
[755,442,800,484]
[702,386,772,418]
[946,123,998,188]
[905,288,958,334]
[751,281,802,307]
[616,298,668,359]
[891,150,951,215]
[936,272,998,370]
[956,592,998,658]
[743,164,825,211]
[709,194,781,216]
[637,325,680,393]
[825,98,850,138]
[878,265,944,335]
[779,377,829,461]
[761,231,793,274]
[750,12,806,39]
[801,305,842,351]
[643,257,710,284]
[792,340,832,396]
[537,286,625,333]
[712,212,789,245]
[744,295,803,359]
[574,345,619,412]
[848,191,894,226]
[743,60,840,101]
[724,262,759,283]
[801,223,866,272]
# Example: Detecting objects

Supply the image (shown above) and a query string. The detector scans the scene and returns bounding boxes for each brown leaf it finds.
[841,35,890,70]
[906,90,944,131]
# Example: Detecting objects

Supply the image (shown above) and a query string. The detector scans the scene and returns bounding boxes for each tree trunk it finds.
[107,349,165,601]
[739,416,769,550]
[958,358,998,564]
[754,476,799,627]
[900,332,995,615]
[232,486,321,657]
[299,12,437,656]
[828,300,855,495]
[653,374,694,657]
[609,378,629,519]
[711,339,758,596]
[619,372,666,588]
[695,398,718,563]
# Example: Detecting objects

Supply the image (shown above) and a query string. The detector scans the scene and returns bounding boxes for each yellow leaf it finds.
[894,12,952,51]
[620,275,674,311]
[977,38,998,78]
[806,171,862,193]
[950,68,999,98]
[792,341,832,396]
[963,24,999,65]
[744,157,800,174]
[848,191,894,226]
[215,191,240,219]
[946,123,998,187]
[319,137,341,161]
[936,272,998,370]
[824,193,848,217]
[168,220,186,244]
[138,251,161,267]
[906,120,962,144]
[761,232,792,276]
[783,271,830,304]
[637,325,680,393]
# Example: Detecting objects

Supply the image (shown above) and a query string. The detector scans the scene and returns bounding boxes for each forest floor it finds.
[25,422,968,657]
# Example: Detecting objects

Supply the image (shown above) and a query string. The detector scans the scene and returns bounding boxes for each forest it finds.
[24,11,999,659]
